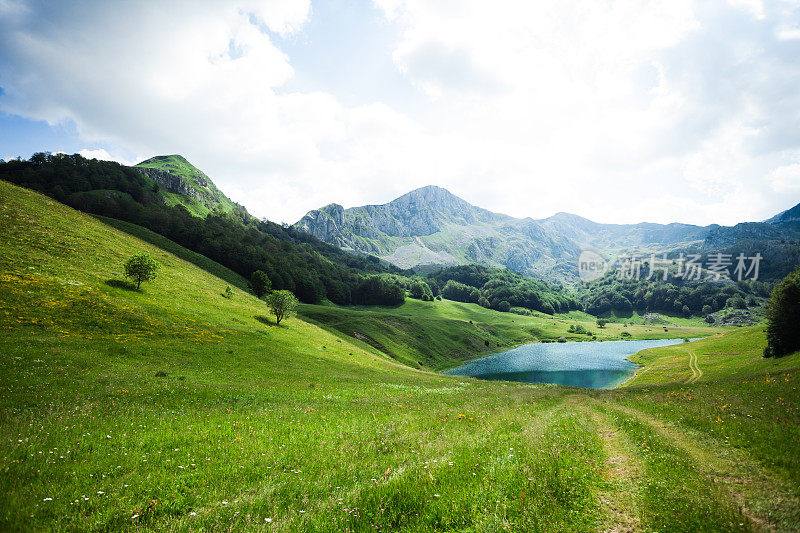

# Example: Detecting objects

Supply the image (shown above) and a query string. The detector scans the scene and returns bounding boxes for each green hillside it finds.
[134,154,238,216]
[2,180,800,531]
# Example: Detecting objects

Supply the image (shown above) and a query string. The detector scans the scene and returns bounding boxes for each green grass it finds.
[623,327,800,386]
[94,215,248,290]
[1,180,799,531]
[301,299,724,371]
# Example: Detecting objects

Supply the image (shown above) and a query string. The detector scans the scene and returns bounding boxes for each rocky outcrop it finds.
[703,222,797,249]
[134,166,216,208]
[295,204,348,247]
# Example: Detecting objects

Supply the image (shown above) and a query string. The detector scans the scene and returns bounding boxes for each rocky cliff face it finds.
[295,204,348,247]
[132,155,237,215]
[135,167,208,202]
[294,186,800,282]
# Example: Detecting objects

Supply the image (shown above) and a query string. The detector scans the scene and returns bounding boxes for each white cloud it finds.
[77,148,134,166]
[1,0,799,226]
[768,162,800,193]
[370,0,800,224]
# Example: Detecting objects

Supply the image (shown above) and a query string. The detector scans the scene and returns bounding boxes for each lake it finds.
[444,338,685,389]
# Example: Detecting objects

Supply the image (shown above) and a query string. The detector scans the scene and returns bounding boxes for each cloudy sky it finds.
[1,0,799,225]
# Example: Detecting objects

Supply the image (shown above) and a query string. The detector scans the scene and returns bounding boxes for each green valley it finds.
[2,179,800,531]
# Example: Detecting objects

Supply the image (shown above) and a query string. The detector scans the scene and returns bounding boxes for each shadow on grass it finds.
[254,315,277,327]
[105,279,140,292]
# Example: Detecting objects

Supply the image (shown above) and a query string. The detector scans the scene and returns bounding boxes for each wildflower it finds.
[43,497,52,502]
[265,517,272,523]
[132,514,139,519]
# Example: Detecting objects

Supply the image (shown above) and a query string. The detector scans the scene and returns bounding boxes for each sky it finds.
[1,0,800,226]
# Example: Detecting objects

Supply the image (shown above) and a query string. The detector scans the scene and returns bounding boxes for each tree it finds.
[497,300,511,312]
[596,319,607,328]
[267,290,299,325]
[764,267,800,358]
[249,270,272,299]
[702,304,712,316]
[124,253,158,290]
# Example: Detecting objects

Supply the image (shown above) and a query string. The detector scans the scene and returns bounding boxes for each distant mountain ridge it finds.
[295,185,800,282]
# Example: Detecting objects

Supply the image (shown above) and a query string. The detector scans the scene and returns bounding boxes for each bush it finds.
[497,300,511,313]
[764,267,800,358]
[410,280,434,301]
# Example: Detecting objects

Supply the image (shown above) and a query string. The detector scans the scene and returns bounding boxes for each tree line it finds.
[576,273,770,317]
[427,265,580,314]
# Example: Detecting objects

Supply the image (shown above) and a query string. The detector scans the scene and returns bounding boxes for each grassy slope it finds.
[300,300,723,371]
[610,329,800,525]
[2,180,800,531]
[94,215,249,291]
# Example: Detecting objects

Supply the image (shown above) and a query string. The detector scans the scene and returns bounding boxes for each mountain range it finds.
[295,185,800,283]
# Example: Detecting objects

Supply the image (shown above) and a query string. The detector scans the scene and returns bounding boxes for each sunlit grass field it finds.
[1,180,799,531]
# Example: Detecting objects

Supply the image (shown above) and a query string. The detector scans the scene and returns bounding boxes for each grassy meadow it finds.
[1,180,800,531]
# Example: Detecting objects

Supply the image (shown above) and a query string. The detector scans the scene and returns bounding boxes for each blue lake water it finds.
[444,339,685,389]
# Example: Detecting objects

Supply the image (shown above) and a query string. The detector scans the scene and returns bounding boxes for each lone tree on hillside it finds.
[596,319,607,328]
[249,270,272,299]
[764,266,800,358]
[124,253,158,290]
[267,290,299,325]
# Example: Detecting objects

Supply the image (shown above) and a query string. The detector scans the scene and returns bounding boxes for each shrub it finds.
[410,280,434,301]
